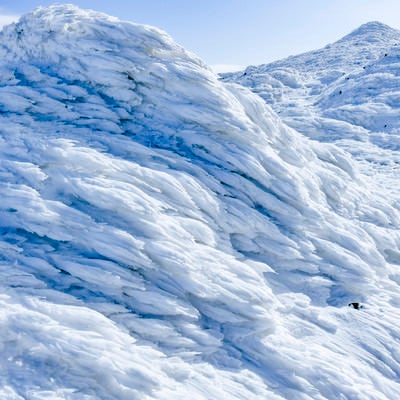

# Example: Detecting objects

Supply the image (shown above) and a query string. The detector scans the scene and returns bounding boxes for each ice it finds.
[1,4,400,399]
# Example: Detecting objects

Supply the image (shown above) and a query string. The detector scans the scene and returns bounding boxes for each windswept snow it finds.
[222,22,400,200]
[1,5,400,399]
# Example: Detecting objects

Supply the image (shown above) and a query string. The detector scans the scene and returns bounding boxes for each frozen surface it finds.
[222,22,400,198]
[1,5,400,399]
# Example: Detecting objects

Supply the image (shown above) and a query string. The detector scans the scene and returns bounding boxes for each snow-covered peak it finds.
[222,21,400,142]
[224,21,399,81]
[340,21,398,43]
[0,4,206,100]
[2,6,400,399]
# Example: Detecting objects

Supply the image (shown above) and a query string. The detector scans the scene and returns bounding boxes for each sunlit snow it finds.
[1,5,400,399]
[222,21,400,201]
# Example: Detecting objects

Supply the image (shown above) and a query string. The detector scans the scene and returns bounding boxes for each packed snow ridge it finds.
[1,5,400,399]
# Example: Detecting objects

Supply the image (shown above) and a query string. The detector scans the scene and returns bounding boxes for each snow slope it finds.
[221,22,400,135]
[1,5,400,399]
[222,21,400,209]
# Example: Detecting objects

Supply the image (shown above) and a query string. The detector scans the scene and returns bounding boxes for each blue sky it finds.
[1,1,400,71]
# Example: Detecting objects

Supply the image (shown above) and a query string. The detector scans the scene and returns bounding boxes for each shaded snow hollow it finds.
[1,5,400,399]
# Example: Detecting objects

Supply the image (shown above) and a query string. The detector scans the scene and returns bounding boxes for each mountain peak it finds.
[351,20,394,33]
[339,20,399,43]
[19,3,114,23]
[0,3,208,114]
[1,3,183,66]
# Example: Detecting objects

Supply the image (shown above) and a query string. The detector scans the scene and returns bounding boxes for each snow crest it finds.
[1,5,400,399]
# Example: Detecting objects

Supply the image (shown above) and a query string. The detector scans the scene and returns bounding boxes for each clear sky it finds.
[1,1,400,71]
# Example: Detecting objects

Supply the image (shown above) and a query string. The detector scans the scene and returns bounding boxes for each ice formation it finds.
[1,5,400,399]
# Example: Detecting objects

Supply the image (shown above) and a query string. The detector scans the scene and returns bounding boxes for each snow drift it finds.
[1,5,400,399]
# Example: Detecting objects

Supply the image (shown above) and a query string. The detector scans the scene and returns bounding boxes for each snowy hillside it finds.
[222,22,400,189]
[221,21,400,135]
[1,5,400,399]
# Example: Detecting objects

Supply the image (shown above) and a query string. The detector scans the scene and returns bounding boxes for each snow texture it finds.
[222,21,400,201]
[1,5,400,399]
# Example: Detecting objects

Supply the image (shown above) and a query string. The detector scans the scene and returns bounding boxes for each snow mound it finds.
[1,5,400,399]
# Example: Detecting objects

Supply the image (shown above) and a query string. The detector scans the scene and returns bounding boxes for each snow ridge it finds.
[1,5,400,399]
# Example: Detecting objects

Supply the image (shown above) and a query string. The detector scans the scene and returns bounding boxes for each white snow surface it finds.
[222,22,400,197]
[1,5,400,399]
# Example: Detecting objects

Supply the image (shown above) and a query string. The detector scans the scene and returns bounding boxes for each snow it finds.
[1,5,400,399]
[222,21,400,201]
